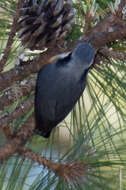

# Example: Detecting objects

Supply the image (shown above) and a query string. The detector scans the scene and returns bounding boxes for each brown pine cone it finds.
[17,0,75,50]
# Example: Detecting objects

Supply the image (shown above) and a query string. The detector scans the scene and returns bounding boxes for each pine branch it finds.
[84,12,94,33]
[0,78,35,110]
[19,147,88,187]
[0,113,88,187]
[99,47,126,61]
[116,0,126,17]
[0,98,34,129]
[0,49,54,91]
[0,0,23,72]
[85,14,126,47]
[0,115,34,163]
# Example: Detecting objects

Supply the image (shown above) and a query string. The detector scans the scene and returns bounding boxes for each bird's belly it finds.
[37,78,85,123]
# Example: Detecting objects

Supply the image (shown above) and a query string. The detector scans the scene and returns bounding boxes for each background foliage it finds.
[0,0,126,189]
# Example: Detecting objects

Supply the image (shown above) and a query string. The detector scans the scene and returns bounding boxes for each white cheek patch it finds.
[48,52,71,64]
[58,52,71,59]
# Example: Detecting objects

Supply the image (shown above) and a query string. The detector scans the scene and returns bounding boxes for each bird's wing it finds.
[36,59,87,119]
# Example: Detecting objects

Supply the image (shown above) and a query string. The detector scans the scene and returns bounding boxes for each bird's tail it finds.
[34,127,52,138]
[34,118,54,138]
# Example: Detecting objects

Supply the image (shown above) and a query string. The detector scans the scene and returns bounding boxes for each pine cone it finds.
[17,0,75,50]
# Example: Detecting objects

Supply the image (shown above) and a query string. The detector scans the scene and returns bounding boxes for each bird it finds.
[34,42,96,138]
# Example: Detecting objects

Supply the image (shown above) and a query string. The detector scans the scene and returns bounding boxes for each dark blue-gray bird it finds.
[34,42,96,138]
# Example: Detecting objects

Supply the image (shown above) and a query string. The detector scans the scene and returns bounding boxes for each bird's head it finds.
[71,42,96,69]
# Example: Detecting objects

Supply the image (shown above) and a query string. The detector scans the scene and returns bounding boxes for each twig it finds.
[90,25,126,48]
[117,0,126,17]
[0,115,34,163]
[91,53,108,70]
[97,8,110,17]
[99,47,126,61]
[19,147,88,186]
[0,0,23,72]
[0,98,34,128]
[0,78,35,110]
[84,12,94,33]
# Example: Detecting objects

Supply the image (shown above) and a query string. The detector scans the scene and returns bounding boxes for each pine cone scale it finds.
[18,0,75,50]
[52,0,64,16]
